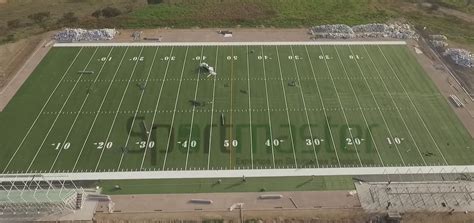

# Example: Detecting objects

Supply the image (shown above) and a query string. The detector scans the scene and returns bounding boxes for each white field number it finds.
[224,139,238,148]
[100,57,112,62]
[346,138,362,145]
[305,138,322,146]
[349,55,362,60]
[226,56,238,60]
[137,141,155,149]
[288,55,302,60]
[95,141,113,149]
[53,142,71,150]
[180,140,197,148]
[163,56,176,61]
[131,56,144,61]
[194,56,206,60]
[319,55,331,60]
[265,139,281,147]
[386,137,403,145]
[257,55,270,60]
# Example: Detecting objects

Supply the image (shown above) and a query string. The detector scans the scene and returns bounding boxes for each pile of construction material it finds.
[443,48,474,68]
[429,35,449,49]
[54,28,118,42]
[309,23,418,40]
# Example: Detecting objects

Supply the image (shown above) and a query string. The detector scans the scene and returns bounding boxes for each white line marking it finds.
[304,46,341,167]
[377,46,448,165]
[54,41,407,47]
[289,45,319,168]
[260,46,276,168]
[71,47,130,171]
[333,46,386,166]
[347,45,410,165]
[246,46,254,169]
[319,45,363,166]
[26,48,99,172]
[140,46,174,170]
[185,46,204,170]
[49,47,115,172]
[2,47,84,173]
[162,46,190,170]
[274,46,298,168]
[117,46,160,170]
[94,46,145,171]
[207,46,219,170]
[364,46,430,165]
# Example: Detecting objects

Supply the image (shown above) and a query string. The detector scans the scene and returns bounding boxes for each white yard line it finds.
[319,46,363,167]
[54,41,407,47]
[289,46,319,168]
[207,46,219,170]
[94,46,145,171]
[2,47,84,174]
[332,46,386,167]
[260,46,276,168]
[347,45,407,166]
[26,47,99,172]
[363,46,429,166]
[304,46,341,167]
[184,46,204,170]
[274,46,298,168]
[377,46,448,165]
[139,47,175,170]
[162,47,190,170]
[246,46,254,169]
[71,47,130,171]
[117,46,160,170]
[49,47,115,172]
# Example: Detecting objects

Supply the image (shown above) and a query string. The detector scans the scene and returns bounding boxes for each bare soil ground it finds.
[0,33,51,111]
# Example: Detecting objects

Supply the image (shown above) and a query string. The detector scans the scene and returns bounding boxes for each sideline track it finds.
[0,165,472,181]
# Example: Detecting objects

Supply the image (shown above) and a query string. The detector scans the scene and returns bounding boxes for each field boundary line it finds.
[346,45,406,166]
[140,47,175,170]
[117,46,160,170]
[207,46,219,170]
[3,165,473,181]
[162,46,190,170]
[319,46,363,166]
[26,47,99,172]
[185,46,204,170]
[333,46,386,166]
[377,46,448,165]
[2,47,84,173]
[49,47,115,172]
[304,46,341,167]
[289,46,319,168]
[246,46,254,169]
[94,46,145,171]
[54,41,407,47]
[274,46,298,168]
[260,46,276,168]
[71,47,130,171]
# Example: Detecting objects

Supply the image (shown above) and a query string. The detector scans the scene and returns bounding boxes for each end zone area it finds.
[0,41,473,179]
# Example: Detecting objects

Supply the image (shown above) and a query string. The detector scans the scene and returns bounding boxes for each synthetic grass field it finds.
[0,42,473,174]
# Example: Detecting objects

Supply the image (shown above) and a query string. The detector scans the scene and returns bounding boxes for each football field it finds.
[0,42,473,175]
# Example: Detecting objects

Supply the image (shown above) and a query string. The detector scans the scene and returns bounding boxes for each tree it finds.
[61,12,79,24]
[7,19,21,29]
[92,9,102,19]
[101,7,121,18]
[28,12,51,24]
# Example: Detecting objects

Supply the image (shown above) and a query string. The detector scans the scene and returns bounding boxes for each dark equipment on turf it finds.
[288,80,297,87]
[240,89,247,94]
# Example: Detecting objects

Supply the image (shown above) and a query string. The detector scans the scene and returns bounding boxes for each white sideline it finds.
[1,165,472,181]
[54,41,407,47]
